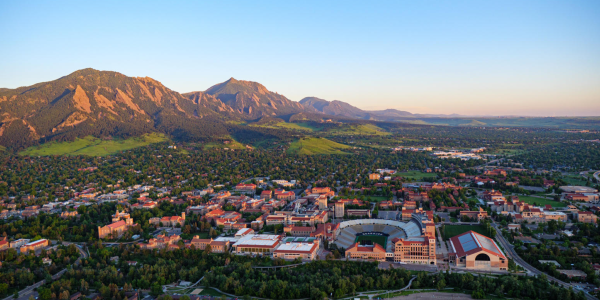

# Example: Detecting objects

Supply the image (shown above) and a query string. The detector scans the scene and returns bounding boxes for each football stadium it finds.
[334,218,424,252]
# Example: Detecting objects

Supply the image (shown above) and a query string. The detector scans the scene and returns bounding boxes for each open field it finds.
[287,137,351,155]
[203,137,246,150]
[365,195,391,202]
[355,235,388,249]
[561,174,588,186]
[516,195,567,207]
[19,133,168,156]
[251,121,314,132]
[330,124,390,135]
[442,225,492,240]
[393,171,438,180]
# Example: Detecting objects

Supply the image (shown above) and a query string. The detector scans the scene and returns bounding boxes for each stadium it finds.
[334,217,425,253]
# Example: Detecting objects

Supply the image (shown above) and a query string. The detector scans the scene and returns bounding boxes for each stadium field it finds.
[355,235,388,248]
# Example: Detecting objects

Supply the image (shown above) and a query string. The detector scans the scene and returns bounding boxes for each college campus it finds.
[2,1,600,300]
[4,159,600,296]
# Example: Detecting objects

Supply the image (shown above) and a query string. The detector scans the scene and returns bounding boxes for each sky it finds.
[1,0,599,116]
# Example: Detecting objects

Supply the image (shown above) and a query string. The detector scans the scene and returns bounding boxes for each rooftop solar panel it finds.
[458,233,479,252]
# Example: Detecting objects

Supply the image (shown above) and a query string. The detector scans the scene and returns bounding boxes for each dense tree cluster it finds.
[1,143,480,202]
[47,246,587,300]
[0,244,80,297]
[513,142,600,171]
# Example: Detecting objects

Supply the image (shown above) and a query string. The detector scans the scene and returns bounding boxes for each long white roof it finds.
[233,234,281,247]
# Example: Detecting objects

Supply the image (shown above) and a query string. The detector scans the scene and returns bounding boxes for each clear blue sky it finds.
[1,0,599,116]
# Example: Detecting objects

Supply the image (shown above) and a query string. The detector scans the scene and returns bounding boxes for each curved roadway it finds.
[492,221,597,300]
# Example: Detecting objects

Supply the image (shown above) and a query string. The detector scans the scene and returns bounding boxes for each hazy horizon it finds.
[1,1,599,116]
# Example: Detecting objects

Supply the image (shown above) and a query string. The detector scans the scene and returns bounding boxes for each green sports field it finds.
[442,225,492,240]
[355,235,388,248]
[516,195,567,208]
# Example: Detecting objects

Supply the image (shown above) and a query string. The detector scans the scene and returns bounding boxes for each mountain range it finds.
[1,68,599,150]
[299,97,465,120]
[0,69,330,149]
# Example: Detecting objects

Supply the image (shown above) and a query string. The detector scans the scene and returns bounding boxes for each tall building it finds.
[318,196,327,210]
[392,234,436,265]
[335,202,345,218]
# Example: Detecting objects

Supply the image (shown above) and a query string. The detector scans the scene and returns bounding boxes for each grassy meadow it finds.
[251,121,315,132]
[329,124,390,136]
[20,133,168,156]
[287,137,351,155]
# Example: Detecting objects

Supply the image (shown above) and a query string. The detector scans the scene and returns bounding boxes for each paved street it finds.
[390,292,473,299]
[491,221,597,300]
[436,212,450,222]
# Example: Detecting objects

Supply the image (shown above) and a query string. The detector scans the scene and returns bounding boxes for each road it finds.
[387,291,472,300]
[491,221,597,300]
[594,171,600,182]
[49,240,89,260]
[3,242,89,300]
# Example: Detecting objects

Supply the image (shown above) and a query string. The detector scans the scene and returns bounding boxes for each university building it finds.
[448,231,507,271]
[98,210,136,239]
[346,243,387,261]
[392,234,436,265]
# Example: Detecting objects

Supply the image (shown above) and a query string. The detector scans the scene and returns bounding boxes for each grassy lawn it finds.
[355,235,388,249]
[516,195,567,208]
[442,224,493,240]
[20,133,167,156]
[393,171,438,180]
[365,195,390,202]
[287,137,352,155]
[561,175,588,186]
